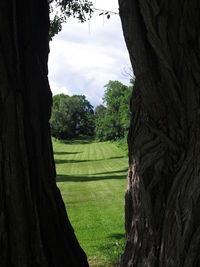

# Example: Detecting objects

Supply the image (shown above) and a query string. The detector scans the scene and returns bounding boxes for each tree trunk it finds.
[119,0,200,266]
[0,1,88,266]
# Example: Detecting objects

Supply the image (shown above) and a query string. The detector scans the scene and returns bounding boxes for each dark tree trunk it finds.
[0,1,88,266]
[119,0,200,266]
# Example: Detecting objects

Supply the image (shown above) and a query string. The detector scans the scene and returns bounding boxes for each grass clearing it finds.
[53,137,128,266]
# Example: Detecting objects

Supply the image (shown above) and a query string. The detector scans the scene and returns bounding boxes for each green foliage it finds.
[95,80,133,142]
[50,94,95,139]
[49,0,93,40]
[94,105,106,141]
[111,136,128,156]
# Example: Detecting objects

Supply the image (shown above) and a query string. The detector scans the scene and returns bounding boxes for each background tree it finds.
[119,0,200,266]
[71,95,95,136]
[95,80,132,141]
[51,94,95,139]
[50,94,74,139]
[94,105,107,140]
[0,1,89,266]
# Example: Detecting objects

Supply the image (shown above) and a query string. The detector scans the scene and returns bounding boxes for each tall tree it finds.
[103,80,131,139]
[95,81,132,141]
[119,0,200,266]
[95,105,107,140]
[0,1,88,266]
[51,94,74,139]
[70,95,95,136]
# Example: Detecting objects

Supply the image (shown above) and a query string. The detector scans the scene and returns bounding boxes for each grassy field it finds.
[53,137,128,266]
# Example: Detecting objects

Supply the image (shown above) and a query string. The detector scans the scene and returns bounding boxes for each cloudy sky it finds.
[48,0,131,107]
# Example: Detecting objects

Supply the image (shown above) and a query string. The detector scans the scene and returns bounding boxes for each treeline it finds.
[50,80,133,141]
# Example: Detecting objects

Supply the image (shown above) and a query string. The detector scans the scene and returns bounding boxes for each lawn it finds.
[53,137,128,266]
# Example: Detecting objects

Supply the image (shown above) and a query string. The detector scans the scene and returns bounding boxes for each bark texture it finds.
[0,1,88,266]
[119,0,200,266]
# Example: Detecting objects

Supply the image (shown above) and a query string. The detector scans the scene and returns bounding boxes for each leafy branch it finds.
[49,0,93,40]
[49,0,119,40]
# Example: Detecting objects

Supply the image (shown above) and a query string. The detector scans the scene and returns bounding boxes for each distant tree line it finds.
[50,80,133,141]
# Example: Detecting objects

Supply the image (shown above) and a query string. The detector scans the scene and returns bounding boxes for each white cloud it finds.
[48,0,131,107]
[50,81,72,96]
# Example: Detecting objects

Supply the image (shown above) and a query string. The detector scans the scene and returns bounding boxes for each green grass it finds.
[53,137,128,266]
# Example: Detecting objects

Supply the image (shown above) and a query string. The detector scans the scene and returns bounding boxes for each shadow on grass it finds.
[108,233,125,240]
[54,151,82,155]
[93,168,128,176]
[55,159,89,164]
[55,156,126,165]
[56,173,126,182]
[61,136,94,145]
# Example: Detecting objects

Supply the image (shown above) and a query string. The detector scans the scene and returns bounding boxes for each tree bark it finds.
[0,1,88,266]
[119,0,200,266]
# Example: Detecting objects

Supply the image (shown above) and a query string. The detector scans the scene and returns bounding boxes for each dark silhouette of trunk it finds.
[0,1,88,266]
[119,0,200,266]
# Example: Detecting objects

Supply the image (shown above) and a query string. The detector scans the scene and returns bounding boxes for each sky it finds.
[48,0,131,107]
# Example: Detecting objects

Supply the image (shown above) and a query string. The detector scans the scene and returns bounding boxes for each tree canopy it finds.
[51,94,95,139]
[95,80,132,141]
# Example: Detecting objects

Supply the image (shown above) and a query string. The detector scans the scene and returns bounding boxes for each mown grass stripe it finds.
[53,137,128,266]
